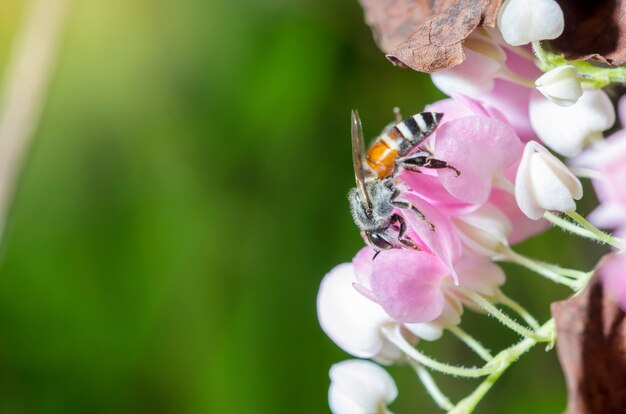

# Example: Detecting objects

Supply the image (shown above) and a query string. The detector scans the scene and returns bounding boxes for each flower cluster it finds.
[573,96,626,310]
[320,0,626,412]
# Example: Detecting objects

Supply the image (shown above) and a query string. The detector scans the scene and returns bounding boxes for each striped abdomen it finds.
[365,112,443,179]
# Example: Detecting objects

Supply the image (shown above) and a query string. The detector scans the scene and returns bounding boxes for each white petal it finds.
[403,323,443,341]
[452,204,512,256]
[534,144,583,200]
[535,65,582,107]
[498,0,564,46]
[329,385,369,414]
[317,264,396,360]
[530,155,574,213]
[529,89,616,157]
[515,143,545,220]
[515,141,583,219]
[329,360,397,414]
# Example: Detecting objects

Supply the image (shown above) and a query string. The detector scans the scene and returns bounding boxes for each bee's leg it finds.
[398,152,461,176]
[390,214,419,249]
[391,201,436,232]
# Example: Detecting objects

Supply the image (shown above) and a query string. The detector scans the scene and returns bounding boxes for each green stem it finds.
[458,287,550,342]
[449,319,556,414]
[447,325,493,362]
[532,41,626,88]
[496,292,541,331]
[544,211,603,242]
[566,211,625,250]
[499,247,579,289]
[539,262,589,280]
[381,326,496,378]
[408,360,454,411]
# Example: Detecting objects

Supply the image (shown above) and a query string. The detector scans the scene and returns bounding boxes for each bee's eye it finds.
[368,232,393,250]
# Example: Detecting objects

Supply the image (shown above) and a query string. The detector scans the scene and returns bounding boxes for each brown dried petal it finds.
[551,1,626,67]
[358,0,502,73]
[552,276,626,414]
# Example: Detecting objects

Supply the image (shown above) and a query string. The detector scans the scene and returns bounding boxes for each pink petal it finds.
[481,80,537,142]
[488,188,550,244]
[371,249,448,323]
[425,98,475,123]
[455,252,506,297]
[434,116,523,204]
[398,170,475,216]
[598,252,626,312]
[397,192,462,283]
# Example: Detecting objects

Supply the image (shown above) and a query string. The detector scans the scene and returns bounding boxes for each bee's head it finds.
[365,231,393,251]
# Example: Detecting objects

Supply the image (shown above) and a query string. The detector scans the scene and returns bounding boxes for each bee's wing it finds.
[351,110,372,212]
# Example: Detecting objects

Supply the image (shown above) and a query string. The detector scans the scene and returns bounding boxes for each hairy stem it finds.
[566,211,624,250]
[499,247,579,289]
[458,287,550,342]
[544,211,604,242]
[496,292,541,331]
[408,360,454,411]
[450,319,556,414]
[382,326,496,378]
[447,325,493,362]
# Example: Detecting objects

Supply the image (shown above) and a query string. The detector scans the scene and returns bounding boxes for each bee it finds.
[348,109,459,252]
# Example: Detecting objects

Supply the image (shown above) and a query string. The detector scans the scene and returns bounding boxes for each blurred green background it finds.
[0,0,605,413]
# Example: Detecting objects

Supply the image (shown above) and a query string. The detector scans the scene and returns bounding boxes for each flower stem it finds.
[499,247,579,289]
[446,325,493,362]
[381,326,496,378]
[532,41,626,88]
[565,211,625,250]
[449,319,556,414]
[544,211,606,243]
[458,287,550,342]
[496,292,541,331]
[408,360,454,411]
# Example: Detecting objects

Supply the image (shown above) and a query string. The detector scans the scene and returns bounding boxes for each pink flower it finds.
[352,246,507,326]
[479,47,542,143]
[432,115,522,204]
[317,263,404,364]
[430,37,541,143]
[597,252,626,312]
[366,249,449,324]
[488,188,550,244]
[574,96,626,235]
[419,96,523,205]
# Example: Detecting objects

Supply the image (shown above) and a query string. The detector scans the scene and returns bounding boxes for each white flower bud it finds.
[535,65,583,107]
[317,264,403,364]
[529,89,616,157]
[515,141,583,220]
[497,0,564,46]
[431,31,506,97]
[452,204,512,257]
[329,360,398,414]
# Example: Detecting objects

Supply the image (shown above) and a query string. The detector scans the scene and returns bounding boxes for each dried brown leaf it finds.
[551,1,626,67]
[357,0,502,73]
[552,276,626,414]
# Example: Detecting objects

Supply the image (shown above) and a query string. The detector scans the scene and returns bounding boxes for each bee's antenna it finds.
[393,107,402,123]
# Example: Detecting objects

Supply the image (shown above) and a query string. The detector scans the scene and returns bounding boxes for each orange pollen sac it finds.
[366,141,398,179]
